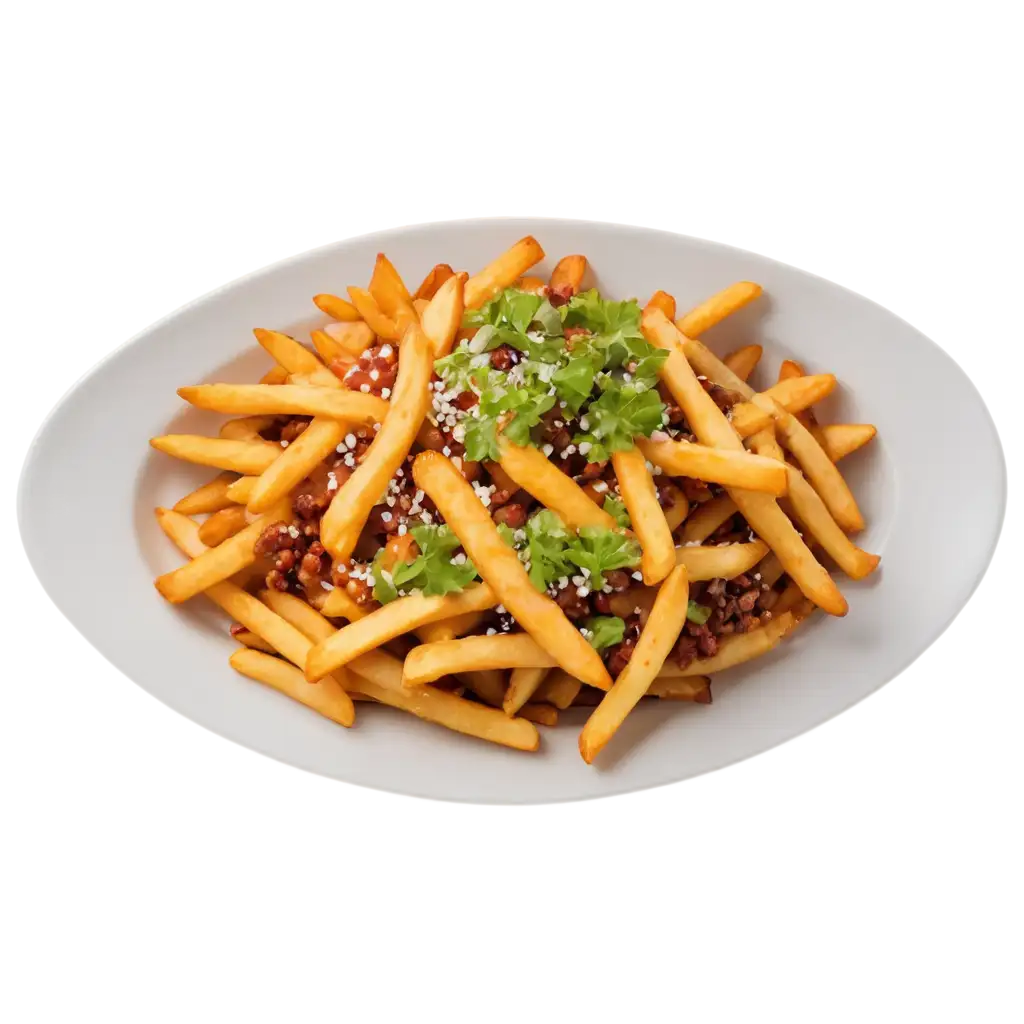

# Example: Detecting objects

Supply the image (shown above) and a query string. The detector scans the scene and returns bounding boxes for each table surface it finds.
[4,218,1019,806]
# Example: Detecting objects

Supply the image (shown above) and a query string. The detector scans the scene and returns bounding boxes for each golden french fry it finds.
[306,585,498,681]
[154,499,290,603]
[515,275,546,294]
[637,438,788,495]
[644,290,677,320]
[458,669,507,707]
[412,298,430,317]
[150,435,281,475]
[661,482,689,532]
[315,322,374,362]
[533,669,582,710]
[225,476,257,504]
[519,703,558,726]
[233,630,276,653]
[369,253,414,317]
[776,358,828,445]
[723,344,763,381]
[347,286,400,340]
[548,255,587,297]
[747,425,784,462]
[646,675,713,701]
[173,472,238,515]
[678,495,738,544]
[320,585,370,621]
[421,271,466,357]
[821,423,877,462]
[658,611,797,676]
[465,236,545,309]
[420,610,484,644]
[729,375,838,438]
[246,419,344,515]
[404,634,558,687]
[504,667,550,716]
[750,394,865,533]
[313,293,362,321]
[611,448,674,584]
[579,563,690,762]
[219,416,279,441]
[260,365,291,385]
[252,328,324,377]
[498,440,619,530]
[320,325,432,560]
[413,451,613,690]
[674,540,769,580]
[230,649,356,727]
[197,505,249,547]
[155,509,354,720]
[179,384,387,425]
[676,282,763,337]
[643,309,846,616]
[412,263,455,301]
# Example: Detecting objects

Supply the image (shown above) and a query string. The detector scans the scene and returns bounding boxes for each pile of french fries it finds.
[151,235,880,764]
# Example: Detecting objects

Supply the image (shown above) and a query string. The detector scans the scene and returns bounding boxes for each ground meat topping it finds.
[342,343,399,397]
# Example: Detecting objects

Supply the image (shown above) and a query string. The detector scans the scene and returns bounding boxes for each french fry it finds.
[369,253,414,319]
[246,419,345,515]
[404,634,557,686]
[548,255,587,297]
[347,286,400,340]
[674,540,769,580]
[678,495,738,544]
[611,448,674,584]
[421,271,466,357]
[519,703,558,726]
[515,275,546,294]
[458,670,507,707]
[676,282,763,338]
[150,435,281,475]
[504,667,550,716]
[416,607,486,645]
[637,438,788,495]
[316,321,374,361]
[498,440,619,530]
[412,298,429,317]
[579,563,690,762]
[197,505,249,547]
[305,585,498,681]
[229,649,356,727]
[658,611,796,676]
[746,425,784,462]
[750,394,865,533]
[723,344,763,381]
[464,236,545,309]
[233,630,277,653]
[225,476,257,504]
[643,309,846,616]
[412,263,454,301]
[259,365,290,385]
[173,472,238,515]
[821,423,877,462]
[252,329,324,377]
[777,358,828,445]
[413,450,613,690]
[746,431,879,579]
[219,416,278,441]
[646,675,712,701]
[320,585,369,621]
[728,375,837,439]
[645,290,676,320]
[154,499,291,603]
[154,509,354,720]
[533,669,582,710]
[320,324,432,559]
[179,384,387,425]
[661,483,689,531]
[313,293,362,321]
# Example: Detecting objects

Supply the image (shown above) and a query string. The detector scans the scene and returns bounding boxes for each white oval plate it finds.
[19,220,1006,803]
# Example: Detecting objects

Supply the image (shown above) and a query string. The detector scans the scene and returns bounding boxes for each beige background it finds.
[2,9,1024,1024]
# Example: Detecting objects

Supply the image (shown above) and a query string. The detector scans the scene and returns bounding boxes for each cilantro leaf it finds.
[462,413,500,462]
[561,289,643,338]
[582,616,626,651]
[565,526,641,588]
[522,509,574,592]
[687,600,712,625]
[370,525,478,604]
[574,382,667,461]
[602,495,631,529]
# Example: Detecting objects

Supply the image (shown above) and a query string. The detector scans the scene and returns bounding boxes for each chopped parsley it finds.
[433,286,669,464]
[602,494,631,529]
[582,615,627,651]
[371,524,478,604]
[686,600,713,625]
